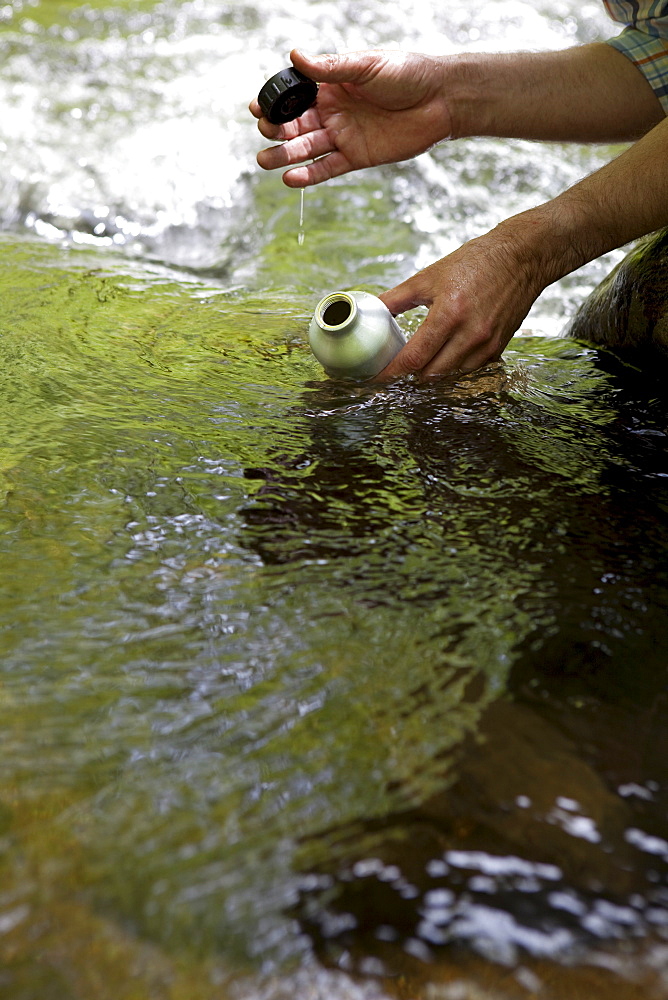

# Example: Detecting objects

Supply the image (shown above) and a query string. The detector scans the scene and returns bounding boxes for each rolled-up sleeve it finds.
[603,2,668,112]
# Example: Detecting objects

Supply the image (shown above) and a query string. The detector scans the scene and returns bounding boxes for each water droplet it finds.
[298,187,305,245]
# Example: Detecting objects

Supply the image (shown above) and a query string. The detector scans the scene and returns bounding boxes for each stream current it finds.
[1,2,668,999]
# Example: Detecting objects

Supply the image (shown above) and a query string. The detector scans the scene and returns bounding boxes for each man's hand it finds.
[377,202,589,377]
[250,42,664,190]
[377,232,542,377]
[249,48,452,187]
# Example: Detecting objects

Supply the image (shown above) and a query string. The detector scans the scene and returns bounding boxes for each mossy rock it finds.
[566,227,668,351]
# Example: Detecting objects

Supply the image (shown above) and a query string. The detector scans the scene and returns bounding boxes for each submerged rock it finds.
[566,227,668,351]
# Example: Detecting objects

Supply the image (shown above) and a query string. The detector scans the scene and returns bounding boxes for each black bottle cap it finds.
[257,67,319,125]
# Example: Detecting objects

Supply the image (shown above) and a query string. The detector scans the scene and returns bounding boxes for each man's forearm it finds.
[380,110,668,377]
[443,42,664,143]
[492,113,668,292]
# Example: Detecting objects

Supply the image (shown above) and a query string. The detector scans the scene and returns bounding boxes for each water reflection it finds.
[1,235,668,997]
[235,348,668,992]
[293,659,668,984]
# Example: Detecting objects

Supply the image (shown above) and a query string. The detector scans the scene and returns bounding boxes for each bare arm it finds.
[450,43,663,143]
[381,113,668,377]
[251,43,663,187]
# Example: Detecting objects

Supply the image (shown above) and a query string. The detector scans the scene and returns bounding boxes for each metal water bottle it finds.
[308,290,406,380]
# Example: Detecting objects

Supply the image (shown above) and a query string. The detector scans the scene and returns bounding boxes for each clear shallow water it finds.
[1,3,668,1000]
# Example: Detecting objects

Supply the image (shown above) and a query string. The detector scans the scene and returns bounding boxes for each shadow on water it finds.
[237,349,668,997]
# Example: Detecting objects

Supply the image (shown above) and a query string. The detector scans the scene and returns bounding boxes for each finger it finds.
[423,337,500,377]
[254,105,322,142]
[379,285,428,318]
[379,312,455,378]
[282,150,354,187]
[257,128,335,171]
[290,47,382,85]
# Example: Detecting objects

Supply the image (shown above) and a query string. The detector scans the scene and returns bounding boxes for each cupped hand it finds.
[377,227,548,377]
[250,48,452,187]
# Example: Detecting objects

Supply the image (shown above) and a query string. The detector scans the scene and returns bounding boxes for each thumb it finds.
[290,47,383,85]
[379,278,431,318]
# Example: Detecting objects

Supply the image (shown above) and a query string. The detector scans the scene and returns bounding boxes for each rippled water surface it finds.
[1,2,668,998]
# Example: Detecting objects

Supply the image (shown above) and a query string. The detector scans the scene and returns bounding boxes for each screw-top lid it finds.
[257,67,319,125]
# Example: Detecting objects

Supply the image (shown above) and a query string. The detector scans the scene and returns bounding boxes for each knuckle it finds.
[468,324,495,350]
[444,289,471,325]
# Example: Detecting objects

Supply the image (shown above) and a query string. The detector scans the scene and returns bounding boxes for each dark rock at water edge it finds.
[566,227,668,353]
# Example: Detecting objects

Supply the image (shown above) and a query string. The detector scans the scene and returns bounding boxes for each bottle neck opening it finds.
[317,293,357,331]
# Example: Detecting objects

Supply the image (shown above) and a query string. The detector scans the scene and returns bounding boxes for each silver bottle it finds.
[308,290,406,380]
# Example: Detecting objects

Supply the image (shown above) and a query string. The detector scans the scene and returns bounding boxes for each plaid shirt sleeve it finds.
[602,2,668,111]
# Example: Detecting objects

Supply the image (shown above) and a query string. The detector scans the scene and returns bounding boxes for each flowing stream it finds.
[1,2,668,999]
